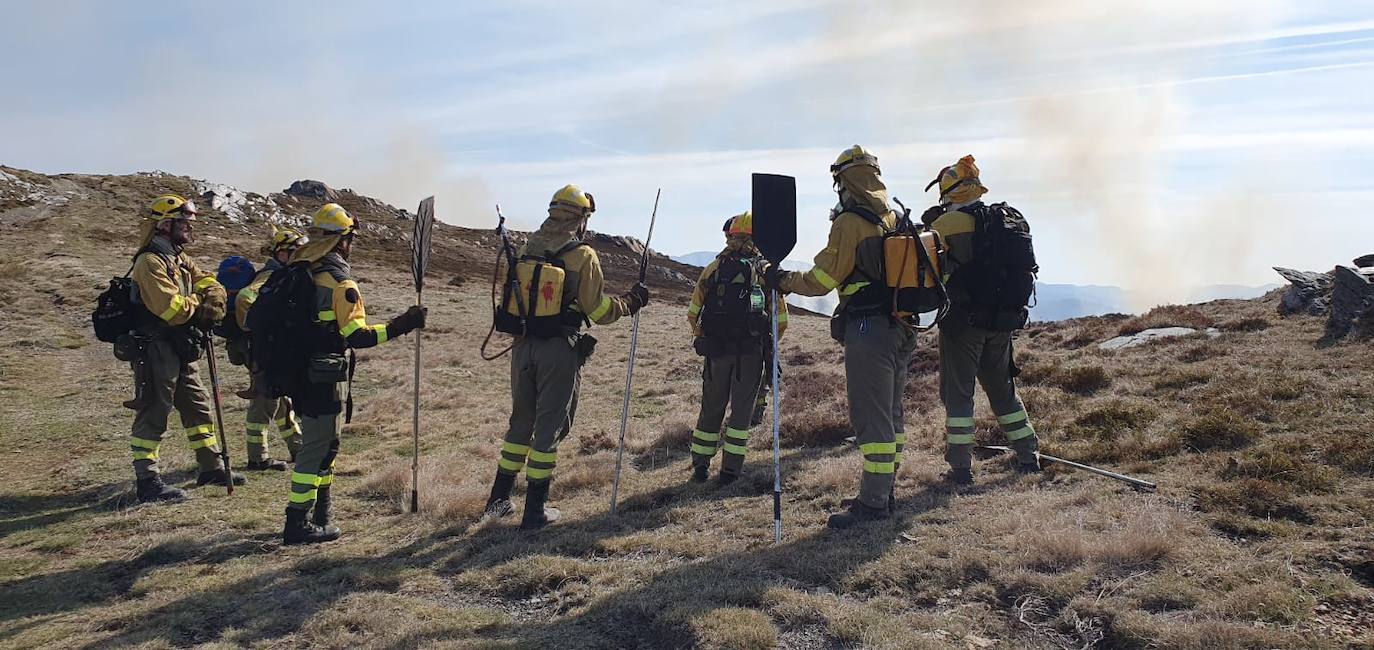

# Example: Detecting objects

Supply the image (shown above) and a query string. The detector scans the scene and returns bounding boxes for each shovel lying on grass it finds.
[977,445,1157,492]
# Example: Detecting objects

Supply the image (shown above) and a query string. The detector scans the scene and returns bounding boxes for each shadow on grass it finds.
[20,448,1020,648]
[0,468,218,539]
[0,536,274,628]
[396,472,1023,649]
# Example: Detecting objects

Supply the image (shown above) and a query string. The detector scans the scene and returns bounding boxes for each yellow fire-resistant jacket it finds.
[132,236,224,327]
[778,209,894,313]
[928,205,979,306]
[518,234,632,327]
[311,253,392,353]
[688,242,789,338]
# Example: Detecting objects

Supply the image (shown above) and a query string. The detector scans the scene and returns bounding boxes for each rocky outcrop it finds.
[194,180,296,226]
[283,180,339,202]
[591,232,653,258]
[1275,267,1333,316]
[1327,264,1374,341]
[1276,258,1374,343]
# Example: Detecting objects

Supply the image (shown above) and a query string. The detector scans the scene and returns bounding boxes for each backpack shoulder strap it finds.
[843,205,890,232]
[552,240,589,258]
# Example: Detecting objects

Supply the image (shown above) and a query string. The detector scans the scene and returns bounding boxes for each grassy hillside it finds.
[0,168,1371,649]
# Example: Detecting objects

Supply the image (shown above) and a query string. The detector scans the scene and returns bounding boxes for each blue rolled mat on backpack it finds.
[217,256,257,291]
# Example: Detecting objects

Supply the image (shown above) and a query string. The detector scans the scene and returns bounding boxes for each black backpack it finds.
[956,202,1038,330]
[245,263,318,398]
[215,295,246,341]
[700,254,770,341]
[92,248,165,344]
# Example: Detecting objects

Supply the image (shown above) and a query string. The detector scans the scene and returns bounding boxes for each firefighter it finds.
[483,185,649,530]
[282,204,427,545]
[127,194,242,503]
[765,146,917,529]
[686,211,787,484]
[233,225,307,470]
[924,156,1041,484]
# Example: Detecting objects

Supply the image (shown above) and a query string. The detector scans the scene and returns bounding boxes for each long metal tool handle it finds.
[609,189,661,516]
[769,291,782,544]
[203,335,233,496]
[609,311,640,516]
[411,289,422,513]
[977,445,1156,491]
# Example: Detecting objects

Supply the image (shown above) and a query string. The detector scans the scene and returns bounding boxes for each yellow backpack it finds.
[848,200,950,330]
[495,241,588,338]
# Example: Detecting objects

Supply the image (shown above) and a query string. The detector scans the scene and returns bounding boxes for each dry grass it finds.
[1,173,1372,649]
[1049,364,1112,395]
[1118,304,1216,335]
[1177,408,1262,451]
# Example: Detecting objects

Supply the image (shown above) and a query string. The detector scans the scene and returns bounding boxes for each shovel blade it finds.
[751,173,797,264]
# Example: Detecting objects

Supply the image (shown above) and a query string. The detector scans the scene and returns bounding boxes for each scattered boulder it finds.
[1099,326,1219,351]
[590,232,652,258]
[284,180,340,202]
[1326,264,1374,341]
[1277,256,1374,343]
[195,180,291,225]
[1274,267,1333,316]
[649,265,692,286]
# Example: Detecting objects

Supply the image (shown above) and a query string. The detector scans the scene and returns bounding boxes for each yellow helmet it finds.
[924,155,983,198]
[831,145,880,177]
[549,184,595,216]
[311,203,355,235]
[727,210,753,236]
[149,194,198,220]
[267,224,306,253]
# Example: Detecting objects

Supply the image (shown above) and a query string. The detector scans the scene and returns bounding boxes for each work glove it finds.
[763,266,784,293]
[622,282,650,314]
[196,291,227,324]
[920,204,946,226]
[388,305,428,337]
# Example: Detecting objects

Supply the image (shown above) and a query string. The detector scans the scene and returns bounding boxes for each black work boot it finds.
[136,475,187,503]
[942,467,975,486]
[283,507,341,545]
[519,481,560,531]
[717,470,739,486]
[484,472,516,518]
[691,464,710,484]
[312,487,335,528]
[196,468,247,486]
[246,458,289,471]
[827,499,891,530]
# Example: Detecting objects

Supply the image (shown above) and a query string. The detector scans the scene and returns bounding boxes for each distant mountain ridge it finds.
[670,251,1277,320]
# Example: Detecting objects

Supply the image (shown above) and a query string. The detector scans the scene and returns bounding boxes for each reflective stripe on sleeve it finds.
[588,296,613,321]
[158,294,185,321]
[340,318,366,337]
[811,267,839,290]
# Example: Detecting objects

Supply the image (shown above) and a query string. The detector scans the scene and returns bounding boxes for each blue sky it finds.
[3,1,1372,302]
